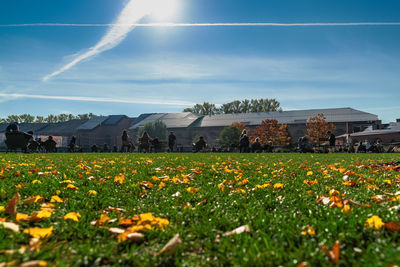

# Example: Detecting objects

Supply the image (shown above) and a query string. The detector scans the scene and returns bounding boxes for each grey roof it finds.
[129,112,200,129]
[77,116,108,131]
[339,129,400,138]
[194,108,379,128]
[36,120,87,135]
[103,115,127,126]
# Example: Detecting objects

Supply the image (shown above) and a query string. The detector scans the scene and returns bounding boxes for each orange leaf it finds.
[5,192,20,215]
[385,222,400,232]
[321,241,340,264]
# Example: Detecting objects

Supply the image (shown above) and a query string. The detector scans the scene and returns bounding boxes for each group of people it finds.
[4,122,57,152]
[119,130,181,153]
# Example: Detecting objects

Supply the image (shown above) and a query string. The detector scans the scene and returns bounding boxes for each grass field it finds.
[1,152,400,266]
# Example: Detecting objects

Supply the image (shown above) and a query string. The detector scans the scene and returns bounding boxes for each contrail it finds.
[43,0,153,81]
[0,92,195,106]
[30,18,400,80]
[2,22,400,28]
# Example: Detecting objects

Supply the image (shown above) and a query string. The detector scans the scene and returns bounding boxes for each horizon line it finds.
[2,22,400,28]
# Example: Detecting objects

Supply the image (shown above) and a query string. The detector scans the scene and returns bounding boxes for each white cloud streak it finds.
[42,0,152,81]
[0,92,195,106]
[2,22,400,28]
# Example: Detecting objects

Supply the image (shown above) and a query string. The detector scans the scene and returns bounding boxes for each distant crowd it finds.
[3,121,400,153]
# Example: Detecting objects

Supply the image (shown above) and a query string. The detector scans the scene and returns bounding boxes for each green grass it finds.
[1,152,400,266]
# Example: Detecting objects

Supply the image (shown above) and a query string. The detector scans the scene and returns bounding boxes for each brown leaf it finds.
[0,221,20,232]
[385,222,400,232]
[156,234,182,256]
[321,241,340,264]
[5,192,20,215]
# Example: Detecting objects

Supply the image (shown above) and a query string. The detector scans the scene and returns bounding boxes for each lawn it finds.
[1,153,400,266]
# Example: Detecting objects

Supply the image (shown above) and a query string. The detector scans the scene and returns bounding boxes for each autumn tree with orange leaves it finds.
[306,113,336,144]
[252,119,291,146]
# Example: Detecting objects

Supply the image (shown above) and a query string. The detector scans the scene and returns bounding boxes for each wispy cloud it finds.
[2,22,400,28]
[43,0,152,81]
[0,92,195,106]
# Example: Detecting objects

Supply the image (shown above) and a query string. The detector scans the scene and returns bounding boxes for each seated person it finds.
[91,144,98,153]
[194,136,206,152]
[103,144,110,152]
[251,138,263,153]
[138,132,151,153]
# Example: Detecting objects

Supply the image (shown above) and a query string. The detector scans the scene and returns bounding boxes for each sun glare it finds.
[149,0,180,21]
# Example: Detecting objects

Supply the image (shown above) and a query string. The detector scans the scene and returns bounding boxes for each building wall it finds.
[77,117,135,150]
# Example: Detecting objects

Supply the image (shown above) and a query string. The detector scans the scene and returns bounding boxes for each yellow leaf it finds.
[341,205,351,215]
[24,226,53,239]
[364,216,384,231]
[50,196,63,203]
[98,214,111,225]
[60,180,73,184]
[0,206,4,212]
[32,180,42,184]
[307,171,313,176]
[273,183,284,190]
[65,184,78,191]
[186,187,199,194]
[16,213,30,222]
[64,212,81,222]
[114,174,125,184]
[87,190,97,196]
[158,182,166,190]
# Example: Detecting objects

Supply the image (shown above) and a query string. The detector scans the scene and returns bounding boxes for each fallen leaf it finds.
[222,225,251,237]
[0,221,20,232]
[5,192,20,215]
[50,196,63,203]
[385,222,400,232]
[18,260,47,267]
[64,212,81,222]
[22,196,45,205]
[155,234,182,256]
[24,226,53,239]
[321,241,340,264]
[109,227,125,234]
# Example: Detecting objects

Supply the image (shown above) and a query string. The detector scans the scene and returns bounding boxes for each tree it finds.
[184,98,282,115]
[45,114,58,123]
[137,121,168,144]
[217,122,247,148]
[6,115,21,123]
[252,119,291,146]
[35,116,45,123]
[184,102,219,115]
[306,113,336,144]
[19,114,35,123]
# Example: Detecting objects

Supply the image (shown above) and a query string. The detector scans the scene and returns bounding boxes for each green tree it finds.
[137,121,168,144]
[35,116,45,123]
[185,98,282,115]
[6,115,21,123]
[19,114,35,123]
[217,123,243,148]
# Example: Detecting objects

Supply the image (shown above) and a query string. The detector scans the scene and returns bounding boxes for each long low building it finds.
[129,107,382,148]
[1,108,387,151]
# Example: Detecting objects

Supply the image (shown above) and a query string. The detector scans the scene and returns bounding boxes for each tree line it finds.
[0,113,99,124]
[183,98,282,115]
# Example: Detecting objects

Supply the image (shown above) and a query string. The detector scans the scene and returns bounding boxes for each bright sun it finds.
[149,0,180,21]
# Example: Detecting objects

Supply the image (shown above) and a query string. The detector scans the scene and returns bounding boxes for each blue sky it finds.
[0,0,399,122]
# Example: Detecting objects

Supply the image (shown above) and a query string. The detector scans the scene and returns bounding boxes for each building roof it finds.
[77,116,108,131]
[36,120,87,135]
[193,108,379,128]
[129,112,200,129]
[103,115,127,126]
